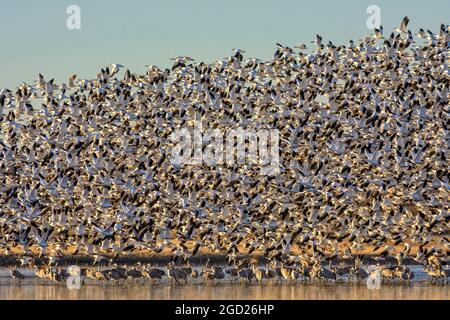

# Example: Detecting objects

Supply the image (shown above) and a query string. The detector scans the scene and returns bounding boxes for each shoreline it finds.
[1,282,449,300]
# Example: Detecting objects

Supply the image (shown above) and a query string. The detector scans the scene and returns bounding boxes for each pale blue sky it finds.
[0,0,448,89]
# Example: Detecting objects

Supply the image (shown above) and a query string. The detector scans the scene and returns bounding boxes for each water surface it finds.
[0,283,448,300]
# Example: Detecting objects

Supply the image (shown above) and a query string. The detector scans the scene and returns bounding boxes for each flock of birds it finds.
[0,17,449,286]
[10,256,448,286]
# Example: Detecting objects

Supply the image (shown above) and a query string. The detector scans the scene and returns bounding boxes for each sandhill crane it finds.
[442,269,450,283]
[352,267,368,282]
[191,268,199,280]
[200,264,225,285]
[213,266,225,282]
[177,268,188,284]
[11,267,26,285]
[280,264,293,283]
[225,267,239,283]
[112,264,128,284]
[264,262,280,284]
[141,268,153,284]
[336,263,352,282]
[179,261,192,277]
[84,268,96,282]
[395,266,414,283]
[350,257,368,282]
[85,267,108,285]
[289,269,301,284]
[143,266,165,284]
[48,267,64,282]
[252,264,266,284]
[237,268,255,285]
[268,261,283,284]
[34,266,50,284]
[424,265,447,284]
[201,267,215,286]
[298,263,311,283]
[319,267,337,283]
[311,262,336,283]
[168,262,187,285]
[106,268,123,285]
[125,263,143,284]
[58,268,70,282]
[380,266,396,283]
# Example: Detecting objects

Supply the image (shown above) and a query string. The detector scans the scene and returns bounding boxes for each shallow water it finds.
[0,282,448,300]
[1,264,448,300]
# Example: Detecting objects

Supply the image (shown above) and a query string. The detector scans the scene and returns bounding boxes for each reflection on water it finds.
[0,283,448,300]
